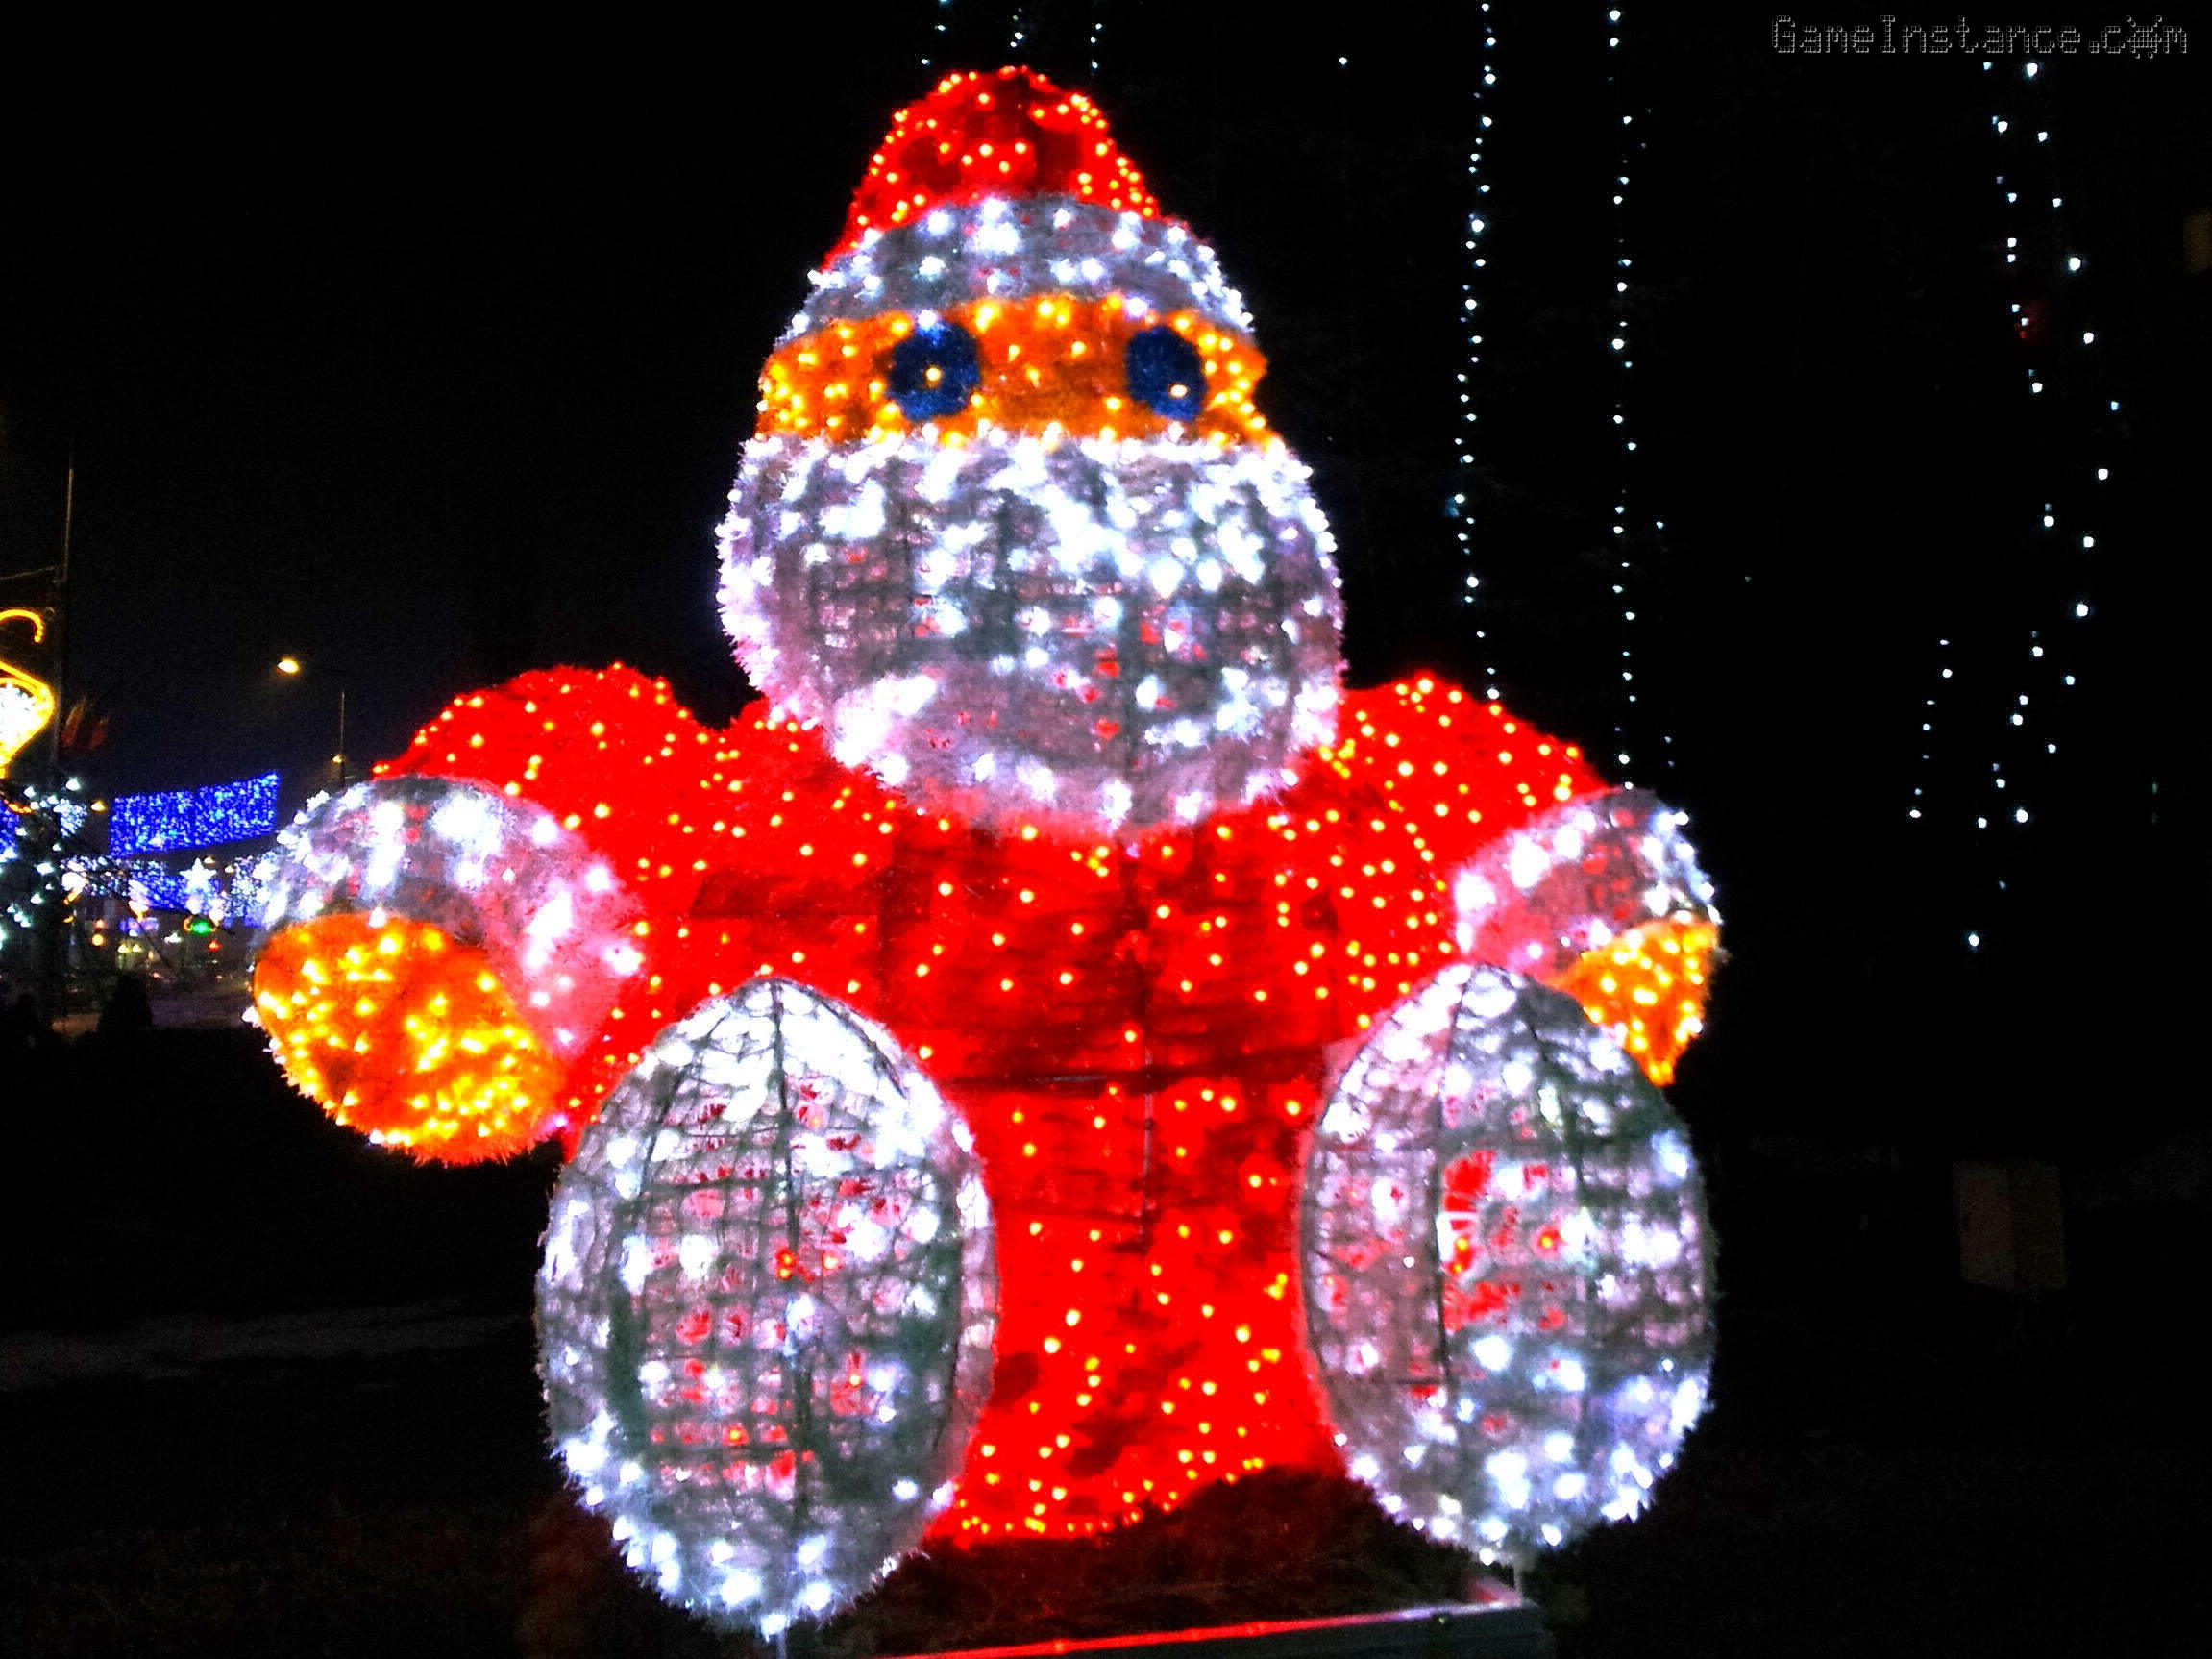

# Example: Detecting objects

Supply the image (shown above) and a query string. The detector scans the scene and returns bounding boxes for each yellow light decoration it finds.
[0,608,59,778]
[1557,917,1720,1086]
[758,301,1270,446]
[252,912,563,1163]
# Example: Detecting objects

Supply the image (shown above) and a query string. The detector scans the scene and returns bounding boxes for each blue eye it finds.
[1124,326,1206,420]
[888,321,982,420]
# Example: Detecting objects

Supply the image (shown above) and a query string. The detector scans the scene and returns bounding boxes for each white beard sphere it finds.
[719,432,1344,832]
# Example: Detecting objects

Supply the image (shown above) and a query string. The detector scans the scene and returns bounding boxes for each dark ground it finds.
[3,1026,2203,1659]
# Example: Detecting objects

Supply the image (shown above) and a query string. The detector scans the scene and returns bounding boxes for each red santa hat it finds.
[786,67,1252,345]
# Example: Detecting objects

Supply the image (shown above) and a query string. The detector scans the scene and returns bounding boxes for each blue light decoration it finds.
[109,773,282,857]
[69,788,323,928]
[66,854,277,926]
[125,863,198,914]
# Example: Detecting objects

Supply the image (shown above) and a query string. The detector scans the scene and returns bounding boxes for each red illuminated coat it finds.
[268,662,1710,1540]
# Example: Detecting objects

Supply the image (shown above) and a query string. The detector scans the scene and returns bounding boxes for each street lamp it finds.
[274,656,351,785]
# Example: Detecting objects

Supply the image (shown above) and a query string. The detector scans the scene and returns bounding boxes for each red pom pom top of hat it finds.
[831,66,1160,262]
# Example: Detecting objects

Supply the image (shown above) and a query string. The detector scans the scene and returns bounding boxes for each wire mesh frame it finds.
[538,977,998,1629]
[1298,965,1713,1564]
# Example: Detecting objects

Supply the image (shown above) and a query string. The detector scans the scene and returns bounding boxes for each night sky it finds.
[3,4,2205,1147]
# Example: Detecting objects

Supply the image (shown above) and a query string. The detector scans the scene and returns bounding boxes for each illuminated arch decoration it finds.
[251,67,1724,1632]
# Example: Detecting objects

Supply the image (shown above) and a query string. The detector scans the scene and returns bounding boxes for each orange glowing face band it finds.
[758,299,1269,447]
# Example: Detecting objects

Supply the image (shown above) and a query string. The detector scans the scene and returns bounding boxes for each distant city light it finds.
[110,773,283,857]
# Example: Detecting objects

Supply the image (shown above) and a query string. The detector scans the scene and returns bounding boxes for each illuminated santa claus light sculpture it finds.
[252,67,1719,1634]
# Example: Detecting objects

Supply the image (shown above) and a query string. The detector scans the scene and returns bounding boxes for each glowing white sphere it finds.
[1301,966,1712,1562]
[537,978,997,1633]
[718,433,1342,831]
[258,776,641,1067]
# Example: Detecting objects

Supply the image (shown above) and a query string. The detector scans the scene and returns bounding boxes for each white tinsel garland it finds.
[790,197,1252,341]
